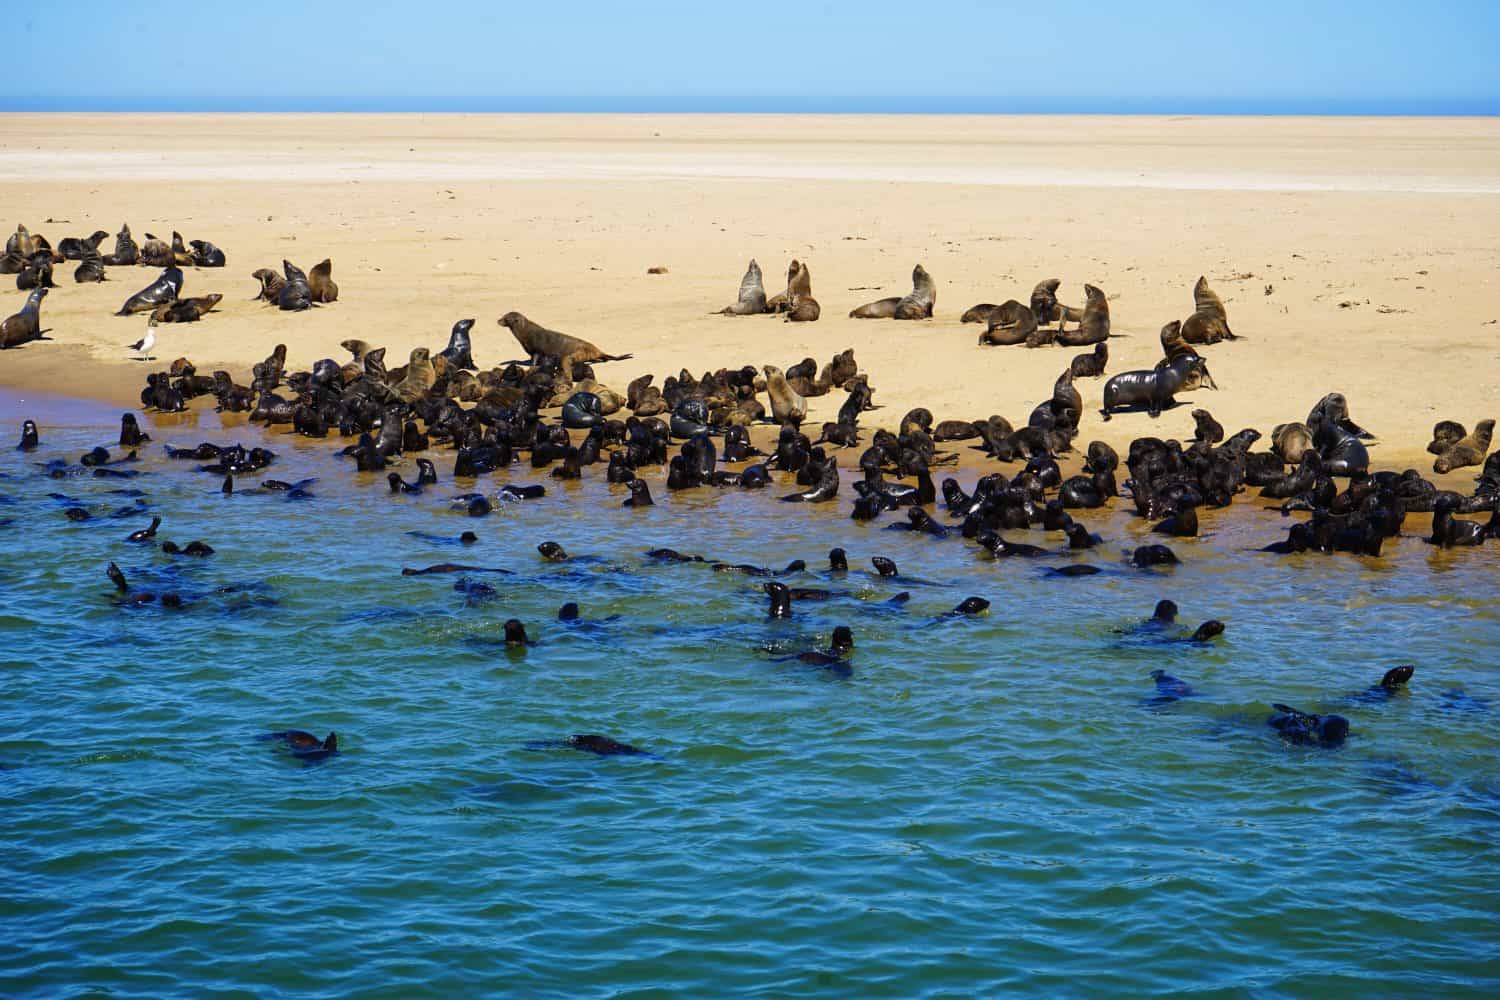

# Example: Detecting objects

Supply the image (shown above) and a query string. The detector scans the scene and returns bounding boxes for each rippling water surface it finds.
[2,390,1498,997]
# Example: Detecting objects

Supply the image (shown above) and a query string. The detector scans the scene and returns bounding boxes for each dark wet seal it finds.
[828,547,848,573]
[497,484,546,502]
[645,548,703,563]
[1047,564,1101,577]
[623,478,654,507]
[1147,669,1196,704]
[1268,705,1350,748]
[538,541,570,562]
[977,532,1047,558]
[401,563,512,576]
[161,540,214,556]
[17,420,40,451]
[126,516,161,543]
[1188,620,1225,643]
[503,619,534,647]
[1130,544,1180,568]
[454,578,498,600]
[764,581,792,619]
[407,530,480,547]
[945,597,990,617]
[777,626,855,677]
[258,730,340,762]
[524,734,656,758]
[1346,665,1416,705]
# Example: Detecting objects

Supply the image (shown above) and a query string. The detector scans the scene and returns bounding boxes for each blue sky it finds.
[8,2,1498,112]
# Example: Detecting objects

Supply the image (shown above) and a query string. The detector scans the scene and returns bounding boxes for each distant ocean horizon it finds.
[3,96,1497,116]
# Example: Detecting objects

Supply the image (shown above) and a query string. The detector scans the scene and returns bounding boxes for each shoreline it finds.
[2,112,1497,479]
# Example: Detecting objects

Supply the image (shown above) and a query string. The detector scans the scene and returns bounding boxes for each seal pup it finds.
[73,232,108,283]
[1069,342,1108,378]
[762,365,807,426]
[849,264,935,319]
[169,232,196,267]
[308,259,338,303]
[1057,284,1109,346]
[1181,276,1237,344]
[117,267,183,316]
[498,312,633,369]
[718,259,768,315]
[189,239,227,267]
[101,224,139,266]
[1426,420,1467,456]
[1,287,48,348]
[1434,419,1492,474]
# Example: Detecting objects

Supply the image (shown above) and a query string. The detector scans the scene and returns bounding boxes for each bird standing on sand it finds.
[129,318,157,361]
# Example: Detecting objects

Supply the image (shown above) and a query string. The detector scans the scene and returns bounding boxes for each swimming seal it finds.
[762,365,807,426]
[18,419,39,450]
[1434,419,1492,474]
[1181,275,1237,344]
[1057,284,1109,346]
[260,730,340,761]
[117,267,183,316]
[719,258,768,315]
[308,258,338,303]
[849,264,935,319]
[1267,705,1348,748]
[437,318,477,371]
[499,311,633,368]
[1,288,49,348]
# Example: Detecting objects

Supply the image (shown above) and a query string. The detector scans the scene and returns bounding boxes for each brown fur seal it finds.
[1069,342,1108,378]
[151,293,223,323]
[961,303,1000,324]
[138,234,172,267]
[251,268,286,302]
[1181,276,1237,344]
[762,364,808,425]
[1271,422,1314,464]
[1,287,48,348]
[1057,284,1109,346]
[784,260,820,322]
[74,232,107,283]
[849,264,935,319]
[978,300,1037,346]
[101,224,139,266]
[1031,278,1082,328]
[1158,320,1198,364]
[308,259,338,303]
[395,348,437,402]
[1427,420,1467,456]
[719,259,768,315]
[498,312,634,368]
[1434,419,1493,474]
[170,232,196,267]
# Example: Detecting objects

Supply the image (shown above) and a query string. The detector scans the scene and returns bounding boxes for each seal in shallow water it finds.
[499,311,633,368]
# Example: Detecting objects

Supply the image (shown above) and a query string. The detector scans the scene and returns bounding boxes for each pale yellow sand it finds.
[2,113,1498,469]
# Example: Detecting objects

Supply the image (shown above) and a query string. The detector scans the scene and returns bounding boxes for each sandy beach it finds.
[2,113,1498,467]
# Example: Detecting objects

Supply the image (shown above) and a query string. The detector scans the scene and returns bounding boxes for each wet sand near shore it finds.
[2,113,1498,472]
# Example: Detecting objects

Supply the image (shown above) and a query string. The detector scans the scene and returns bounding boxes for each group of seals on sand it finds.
[717,259,820,321]
[250,258,338,311]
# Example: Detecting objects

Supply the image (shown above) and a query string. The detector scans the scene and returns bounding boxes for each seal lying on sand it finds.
[849,264,935,319]
[978,300,1039,346]
[499,312,633,368]
[718,259,768,315]
[1433,419,1493,474]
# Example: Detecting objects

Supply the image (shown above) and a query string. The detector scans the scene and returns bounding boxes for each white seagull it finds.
[129,317,157,362]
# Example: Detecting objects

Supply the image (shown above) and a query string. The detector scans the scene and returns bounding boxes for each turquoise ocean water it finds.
[1,390,1497,997]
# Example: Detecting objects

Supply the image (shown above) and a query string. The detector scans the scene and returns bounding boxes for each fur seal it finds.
[623,479,654,507]
[782,260,820,322]
[1268,705,1348,748]
[762,365,808,426]
[1069,342,1108,378]
[277,260,312,311]
[849,264,935,319]
[437,319,477,370]
[1271,422,1314,464]
[1306,393,1370,477]
[169,232,196,267]
[1180,276,1237,344]
[101,224,139,266]
[499,312,633,368]
[1101,352,1216,420]
[978,300,1038,346]
[1434,419,1492,474]
[251,268,286,303]
[719,259,768,315]
[961,303,1000,324]
[152,293,222,323]
[1057,284,1109,346]
[1030,278,1081,328]
[18,419,39,450]
[394,348,436,402]
[189,239,227,268]
[118,267,183,316]
[59,230,109,260]
[260,730,339,761]
[139,234,172,267]
[1,288,48,348]
[308,259,338,303]
[74,232,107,283]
